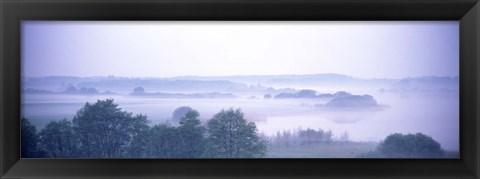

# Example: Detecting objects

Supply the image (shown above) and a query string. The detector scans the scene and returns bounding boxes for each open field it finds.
[267,142,378,158]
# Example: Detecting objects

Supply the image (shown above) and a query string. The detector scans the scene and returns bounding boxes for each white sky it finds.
[22,21,459,79]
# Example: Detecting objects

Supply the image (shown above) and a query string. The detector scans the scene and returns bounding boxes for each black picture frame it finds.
[1,0,479,178]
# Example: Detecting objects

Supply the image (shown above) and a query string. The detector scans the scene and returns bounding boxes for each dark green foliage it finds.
[145,124,180,158]
[177,110,206,158]
[23,101,267,158]
[127,126,151,158]
[72,99,149,158]
[204,108,267,158]
[376,133,444,158]
[21,118,45,158]
[130,111,206,158]
[39,119,77,158]
[127,115,151,158]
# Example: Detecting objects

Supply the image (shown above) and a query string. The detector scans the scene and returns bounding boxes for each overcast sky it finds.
[22,21,459,79]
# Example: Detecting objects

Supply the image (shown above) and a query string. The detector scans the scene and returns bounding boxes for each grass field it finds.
[266,141,460,158]
[266,142,378,158]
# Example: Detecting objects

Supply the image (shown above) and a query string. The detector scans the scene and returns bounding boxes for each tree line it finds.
[270,128,336,147]
[21,98,446,158]
[22,99,267,158]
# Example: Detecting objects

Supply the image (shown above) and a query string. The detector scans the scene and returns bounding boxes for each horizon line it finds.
[22,73,460,80]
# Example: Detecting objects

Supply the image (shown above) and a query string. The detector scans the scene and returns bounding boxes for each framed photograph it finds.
[1,0,479,178]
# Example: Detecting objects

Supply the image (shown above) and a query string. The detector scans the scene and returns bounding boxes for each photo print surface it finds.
[21,21,459,158]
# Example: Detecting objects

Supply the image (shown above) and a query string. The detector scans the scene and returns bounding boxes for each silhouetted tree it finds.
[21,118,45,158]
[177,110,206,158]
[39,119,77,158]
[377,133,444,158]
[145,124,180,158]
[204,108,267,158]
[127,126,151,158]
[72,99,149,158]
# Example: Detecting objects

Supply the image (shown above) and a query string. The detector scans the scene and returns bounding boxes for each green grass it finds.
[266,142,378,158]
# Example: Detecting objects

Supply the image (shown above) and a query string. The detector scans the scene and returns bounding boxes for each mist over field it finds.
[22,74,459,154]
[21,21,459,158]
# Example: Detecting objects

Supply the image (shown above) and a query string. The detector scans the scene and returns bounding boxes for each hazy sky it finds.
[22,21,459,78]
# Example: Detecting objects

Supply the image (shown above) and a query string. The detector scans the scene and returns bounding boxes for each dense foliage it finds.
[204,108,267,158]
[377,133,444,158]
[22,99,266,158]
[21,99,446,159]
[72,99,149,158]
[360,133,444,158]
[39,119,76,158]
[21,118,45,158]
[177,110,206,158]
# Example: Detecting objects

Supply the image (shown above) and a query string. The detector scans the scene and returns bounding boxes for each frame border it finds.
[1,0,479,178]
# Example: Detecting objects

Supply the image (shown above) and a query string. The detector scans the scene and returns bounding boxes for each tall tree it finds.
[39,119,77,158]
[204,108,267,158]
[21,118,45,158]
[72,99,149,158]
[146,124,180,158]
[127,119,151,158]
[177,110,206,158]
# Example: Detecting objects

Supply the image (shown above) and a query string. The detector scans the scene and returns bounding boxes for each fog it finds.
[21,21,459,158]
[22,85,459,151]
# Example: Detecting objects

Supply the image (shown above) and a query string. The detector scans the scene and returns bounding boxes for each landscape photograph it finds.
[21,21,459,158]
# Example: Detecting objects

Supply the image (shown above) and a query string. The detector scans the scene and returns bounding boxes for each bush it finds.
[376,133,444,158]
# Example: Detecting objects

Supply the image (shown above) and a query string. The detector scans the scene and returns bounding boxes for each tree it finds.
[263,94,272,99]
[177,110,206,158]
[72,99,149,158]
[377,133,444,158]
[145,124,180,158]
[39,119,77,158]
[21,118,45,158]
[339,131,350,142]
[204,108,267,158]
[127,125,151,158]
[132,87,145,94]
[172,106,193,123]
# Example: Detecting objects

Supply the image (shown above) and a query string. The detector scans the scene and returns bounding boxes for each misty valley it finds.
[21,73,459,158]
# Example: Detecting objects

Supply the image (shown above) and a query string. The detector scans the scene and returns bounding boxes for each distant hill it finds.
[392,76,459,90]
[22,74,459,95]
[274,90,352,99]
[168,73,359,86]
[324,94,378,108]
[129,91,236,99]
[23,86,116,95]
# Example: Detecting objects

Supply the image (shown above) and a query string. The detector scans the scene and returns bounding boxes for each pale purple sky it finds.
[22,21,459,78]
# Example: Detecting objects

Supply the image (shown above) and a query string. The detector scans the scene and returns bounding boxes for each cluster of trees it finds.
[270,128,336,147]
[129,87,236,99]
[22,99,267,158]
[360,133,445,158]
[22,99,446,158]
